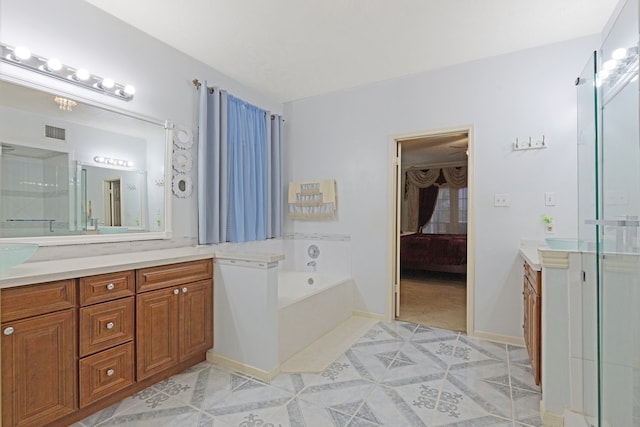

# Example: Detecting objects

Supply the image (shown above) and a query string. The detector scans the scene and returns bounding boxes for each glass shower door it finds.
[597,0,639,425]
[576,51,599,425]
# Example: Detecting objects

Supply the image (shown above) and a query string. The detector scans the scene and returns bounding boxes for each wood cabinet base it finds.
[43,353,206,427]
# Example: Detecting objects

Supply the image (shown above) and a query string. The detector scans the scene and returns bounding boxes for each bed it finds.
[400,233,467,274]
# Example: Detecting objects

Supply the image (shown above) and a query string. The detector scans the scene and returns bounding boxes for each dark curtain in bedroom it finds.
[418,185,439,230]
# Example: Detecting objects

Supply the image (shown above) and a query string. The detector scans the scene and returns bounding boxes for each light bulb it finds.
[13,46,31,60]
[612,48,627,60]
[126,161,134,167]
[598,69,611,79]
[603,59,617,71]
[100,78,114,89]
[123,85,135,95]
[94,156,105,163]
[46,58,62,71]
[74,68,90,81]
[116,160,125,166]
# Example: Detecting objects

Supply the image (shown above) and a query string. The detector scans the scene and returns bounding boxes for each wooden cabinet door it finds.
[2,309,76,427]
[531,290,541,385]
[136,288,179,380]
[179,280,213,361]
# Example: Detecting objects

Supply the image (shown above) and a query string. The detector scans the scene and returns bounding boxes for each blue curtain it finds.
[197,83,282,244]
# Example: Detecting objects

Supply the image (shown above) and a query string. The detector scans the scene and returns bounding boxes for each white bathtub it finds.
[278,270,354,363]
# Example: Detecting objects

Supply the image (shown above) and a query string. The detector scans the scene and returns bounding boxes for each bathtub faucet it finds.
[306,260,316,267]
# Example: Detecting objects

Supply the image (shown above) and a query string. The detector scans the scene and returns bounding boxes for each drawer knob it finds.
[3,327,14,335]
[106,283,115,290]
[106,369,115,377]
[106,322,115,330]
[182,287,188,293]
[173,289,180,295]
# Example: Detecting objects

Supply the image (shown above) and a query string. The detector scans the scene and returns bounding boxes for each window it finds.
[422,186,467,234]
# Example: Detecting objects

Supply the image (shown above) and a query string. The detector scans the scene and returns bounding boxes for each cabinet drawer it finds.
[137,259,212,293]
[1,279,76,322]
[79,342,134,408]
[80,297,134,357]
[80,271,135,306]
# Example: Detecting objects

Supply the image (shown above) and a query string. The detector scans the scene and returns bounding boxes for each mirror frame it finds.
[0,74,173,246]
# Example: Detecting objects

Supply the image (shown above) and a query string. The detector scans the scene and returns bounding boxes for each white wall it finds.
[283,36,599,339]
[0,0,281,258]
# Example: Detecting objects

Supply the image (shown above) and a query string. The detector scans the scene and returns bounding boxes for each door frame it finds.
[386,124,476,336]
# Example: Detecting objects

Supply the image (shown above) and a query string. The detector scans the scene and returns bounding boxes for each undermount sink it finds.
[0,243,38,271]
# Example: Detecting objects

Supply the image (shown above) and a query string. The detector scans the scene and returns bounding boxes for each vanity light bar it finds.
[0,42,135,101]
[94,156,134,168]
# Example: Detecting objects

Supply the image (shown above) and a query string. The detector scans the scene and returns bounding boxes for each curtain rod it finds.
[192,79,282,121]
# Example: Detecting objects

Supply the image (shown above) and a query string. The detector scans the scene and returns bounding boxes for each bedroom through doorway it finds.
[393,129,471,333]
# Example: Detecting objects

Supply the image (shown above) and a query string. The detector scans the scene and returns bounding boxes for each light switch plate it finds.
[545,192,556,206]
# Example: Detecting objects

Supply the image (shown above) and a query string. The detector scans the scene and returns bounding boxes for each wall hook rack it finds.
[513,135,547,151]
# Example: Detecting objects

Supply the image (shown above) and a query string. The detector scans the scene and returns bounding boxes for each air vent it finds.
[45,125,66,141]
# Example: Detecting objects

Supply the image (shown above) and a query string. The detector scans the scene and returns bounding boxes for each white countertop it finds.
[519,246,542,271]
[0,246,285,289]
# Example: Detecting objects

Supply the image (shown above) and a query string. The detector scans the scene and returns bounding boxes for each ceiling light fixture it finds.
[0,42,135,101]
[54,96,77,111]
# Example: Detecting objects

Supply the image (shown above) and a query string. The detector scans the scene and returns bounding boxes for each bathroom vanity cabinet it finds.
[0,257,213,427]
[136,260,213,380]
[523,260,541,386]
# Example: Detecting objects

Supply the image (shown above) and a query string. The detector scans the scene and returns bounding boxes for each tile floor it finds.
[75,321,542,427]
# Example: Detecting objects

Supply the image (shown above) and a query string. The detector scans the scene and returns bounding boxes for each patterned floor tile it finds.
[516,415,543,426]
[355,321,414,345]
[434,415,514,426]
[269,372,307,394]
[445,371,512,419]
[79,386,163,426]
[301,353,378,387]
[511,388,542,423]
[94,393,216,427]
[346,339,415,382]
[298,377,376,410]
[457,336,507,361]
[411,324,460,341]
[380,341,448,383]
[262,397,357,427]
[154,364,244,409]
[202,376,294,426]
[507,345,530,366]
[358,384,433,427]
[429,380,506,426]
[508,364,540,393]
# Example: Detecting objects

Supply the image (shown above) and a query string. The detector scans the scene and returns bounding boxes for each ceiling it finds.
[401,132,469,167]
[84,0,618,103]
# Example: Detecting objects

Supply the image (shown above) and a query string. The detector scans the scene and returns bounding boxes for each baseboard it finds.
[470,330,525,347]
[207,351,280,382]
[352,310,385,321]
[540,400,564,427]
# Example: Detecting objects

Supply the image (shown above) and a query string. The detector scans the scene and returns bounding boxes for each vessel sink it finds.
[545,238,581,250]
[97,226,128,234]
[0,243,38,271]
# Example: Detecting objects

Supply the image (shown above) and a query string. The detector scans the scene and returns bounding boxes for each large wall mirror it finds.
[0,78,172,245]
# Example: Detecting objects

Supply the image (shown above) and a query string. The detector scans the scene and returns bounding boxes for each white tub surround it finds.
[278,271,353,363]
[209,252,283,381]
[0,246,215,288]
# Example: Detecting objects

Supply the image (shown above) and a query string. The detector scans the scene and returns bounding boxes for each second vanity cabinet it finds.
[1,257,213,427]
[523,260,541,386]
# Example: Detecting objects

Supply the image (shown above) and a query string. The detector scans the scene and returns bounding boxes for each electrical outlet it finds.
[494,193,510,207]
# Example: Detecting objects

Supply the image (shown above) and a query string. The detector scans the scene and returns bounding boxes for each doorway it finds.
[388,126,474,334]
[103,178,122,226]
